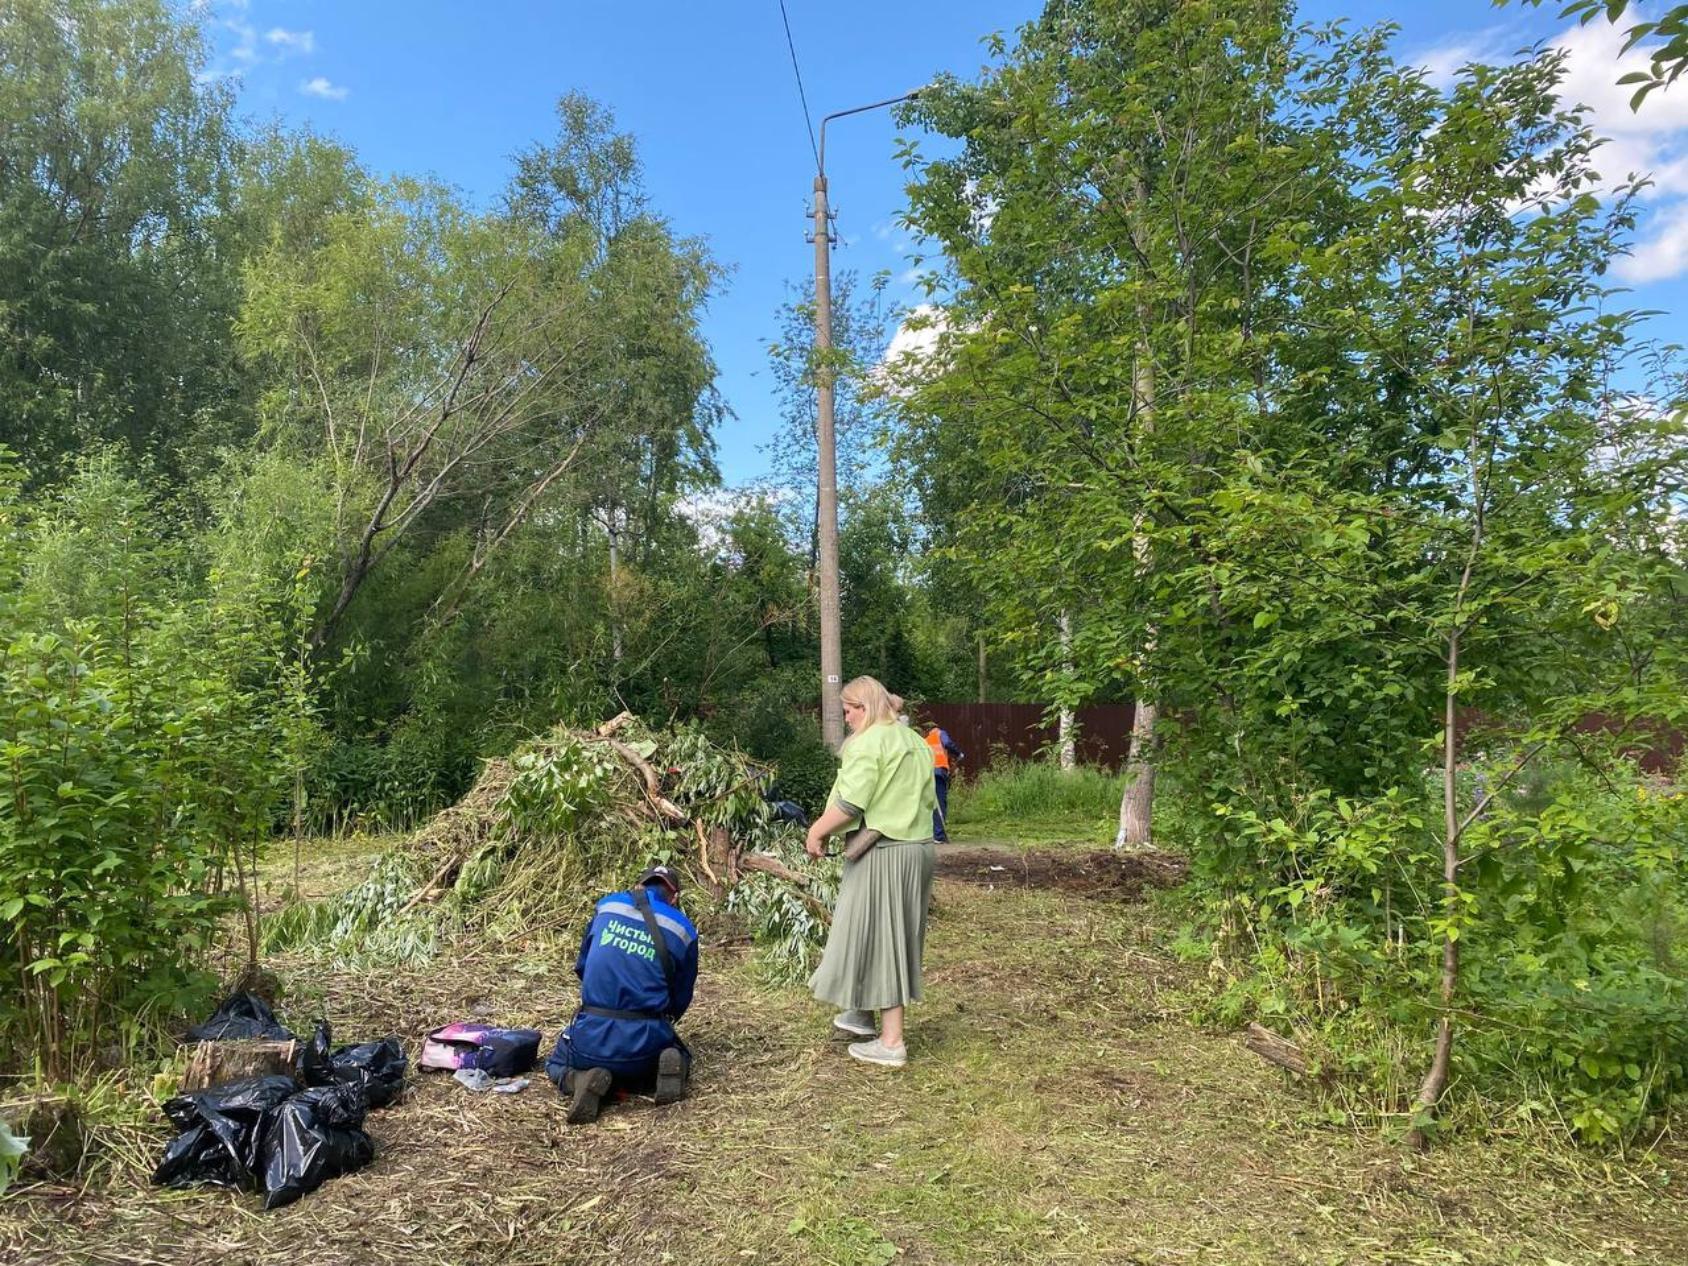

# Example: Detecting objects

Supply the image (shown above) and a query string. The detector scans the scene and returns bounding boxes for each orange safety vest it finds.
[925,728,949,773]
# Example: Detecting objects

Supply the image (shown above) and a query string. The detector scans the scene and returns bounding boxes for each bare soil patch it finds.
[934,844,1187,897]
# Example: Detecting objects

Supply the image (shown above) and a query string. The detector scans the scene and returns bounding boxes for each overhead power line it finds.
[778,0,821,170]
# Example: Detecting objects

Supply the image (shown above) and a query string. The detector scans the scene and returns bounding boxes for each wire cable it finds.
[778,0,821,171]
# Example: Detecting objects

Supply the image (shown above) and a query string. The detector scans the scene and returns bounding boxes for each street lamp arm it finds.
[808,83,924,749]
[818,89,924,177]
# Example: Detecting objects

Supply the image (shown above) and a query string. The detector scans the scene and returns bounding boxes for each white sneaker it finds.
[833,1009,876,1037]
[847,1038,907,1068]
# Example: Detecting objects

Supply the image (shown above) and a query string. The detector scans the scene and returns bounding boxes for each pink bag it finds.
[418,1023,541,1077]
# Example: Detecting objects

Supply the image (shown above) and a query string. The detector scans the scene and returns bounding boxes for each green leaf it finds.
[0,1120,28,1197]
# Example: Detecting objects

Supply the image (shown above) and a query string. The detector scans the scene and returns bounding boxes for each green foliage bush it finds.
[767,735,837,817]
[1188,761,1688,1144]
[0,454,310,1079]
[704,664,836,815]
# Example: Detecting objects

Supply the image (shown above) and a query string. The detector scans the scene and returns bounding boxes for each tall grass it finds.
[947,760,1121,830]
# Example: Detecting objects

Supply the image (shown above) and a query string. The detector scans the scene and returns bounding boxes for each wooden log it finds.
[1243,1022,1310,1078]
[738,851,811,887]
[393,848,465,918]
[180,1039,300,1092]
[709,825,737,885]
[595,711,635,738]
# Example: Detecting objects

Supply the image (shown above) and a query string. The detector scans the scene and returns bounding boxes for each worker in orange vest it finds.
[924,724,964,842]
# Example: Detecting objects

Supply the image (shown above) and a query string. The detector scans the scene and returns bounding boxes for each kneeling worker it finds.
[545,864,698,1123]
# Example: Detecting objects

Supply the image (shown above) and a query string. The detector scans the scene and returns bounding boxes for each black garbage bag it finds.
[769,798,810,827]
[260,1084,376,1210]
[187,992,294,1042]
[297,1020,333,1087]
[326,1037,407,1108]
[152,1075,299,1191]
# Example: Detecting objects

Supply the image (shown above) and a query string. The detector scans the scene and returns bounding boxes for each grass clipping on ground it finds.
[264,713,837,981]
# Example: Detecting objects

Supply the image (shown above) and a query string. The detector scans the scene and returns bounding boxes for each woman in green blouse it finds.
[804,675,939,1068]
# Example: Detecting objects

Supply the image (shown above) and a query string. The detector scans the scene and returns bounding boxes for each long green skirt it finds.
[809,838,937,1012]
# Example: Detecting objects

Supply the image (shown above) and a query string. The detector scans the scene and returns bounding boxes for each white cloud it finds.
[1414,27,1519,91]
[873,305,963,399]
[1617,201,1688,280]
[1552,20,1688,280]
[883,305,947,367]
[300,76,349,102]
[1417,18,1688,280]
[677,488,792,554]
[227,19,259,63]
[1551,20,1688,194]
[265,28,315,55]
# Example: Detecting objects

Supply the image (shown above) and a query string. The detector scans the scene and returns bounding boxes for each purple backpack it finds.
[418,1024,541,1077]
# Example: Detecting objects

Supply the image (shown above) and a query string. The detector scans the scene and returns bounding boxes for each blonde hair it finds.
[841,676,899,732]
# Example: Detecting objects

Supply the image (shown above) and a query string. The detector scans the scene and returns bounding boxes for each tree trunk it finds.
[1408,418,1486,1149]
[1115,339,1157,852]
[977,632,987,703]
[1057,610,1077,770]
[1407,629,1464,1149]
[607,507,624,666]
[1115,700,1157,851]
[292,767,304,896]
[181,1039,300,1093]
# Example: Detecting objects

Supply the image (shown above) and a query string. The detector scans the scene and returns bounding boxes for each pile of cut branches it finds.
[266,714,837,979]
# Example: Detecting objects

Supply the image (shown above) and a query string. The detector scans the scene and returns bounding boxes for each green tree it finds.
[0,0,243,488]
[508,94,723,668]
[899,0,1688,1143]
[900,0,1342,841]
[765,271,894,562]
[1509,1,1688,109]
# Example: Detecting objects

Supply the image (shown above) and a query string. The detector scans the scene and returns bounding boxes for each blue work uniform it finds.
[929,727,964,842]
[545,886,699,1091]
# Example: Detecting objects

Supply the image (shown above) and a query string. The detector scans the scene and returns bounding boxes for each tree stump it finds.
[0,1095,86,1181]
[180,1039,300,1092]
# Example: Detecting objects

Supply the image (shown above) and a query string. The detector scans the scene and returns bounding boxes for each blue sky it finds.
[196,1,1688,484]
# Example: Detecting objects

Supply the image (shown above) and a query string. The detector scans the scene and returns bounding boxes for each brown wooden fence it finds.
[920,702,1135,779]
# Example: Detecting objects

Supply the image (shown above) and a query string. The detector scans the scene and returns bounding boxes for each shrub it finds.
[0,454,306,1080]
[1193,760,1688,1145]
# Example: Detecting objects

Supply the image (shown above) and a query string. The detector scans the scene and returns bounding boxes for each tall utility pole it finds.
[811,168,844,750]
[811,90,921,751]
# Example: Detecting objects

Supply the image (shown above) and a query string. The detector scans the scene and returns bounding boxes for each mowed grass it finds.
[4,836,1686,1265]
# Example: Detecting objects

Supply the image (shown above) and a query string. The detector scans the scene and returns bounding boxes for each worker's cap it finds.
[638,864,681,897]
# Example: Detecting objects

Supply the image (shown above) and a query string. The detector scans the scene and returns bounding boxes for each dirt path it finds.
[3,846,1684,1265]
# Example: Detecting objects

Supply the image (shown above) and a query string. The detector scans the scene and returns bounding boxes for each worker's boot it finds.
[565,1067,613,1124]
[654,1047,686,1106]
